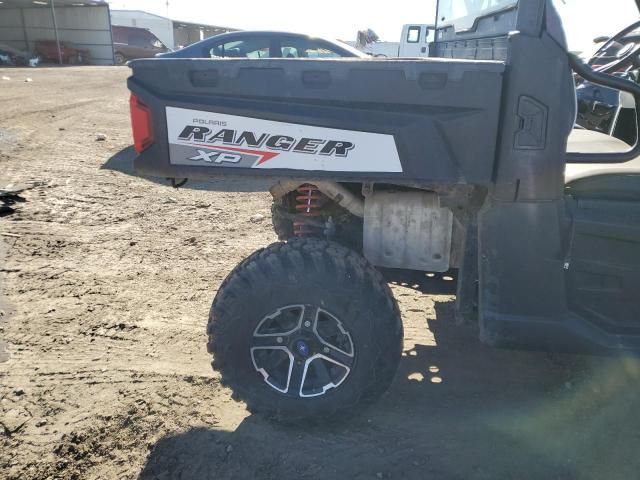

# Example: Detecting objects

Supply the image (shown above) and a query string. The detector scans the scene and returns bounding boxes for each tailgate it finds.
[128,57,504,185]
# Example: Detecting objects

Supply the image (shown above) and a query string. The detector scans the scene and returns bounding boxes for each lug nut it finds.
[323,347,330,353]
[304,321,311,327]
[276,337,283,344]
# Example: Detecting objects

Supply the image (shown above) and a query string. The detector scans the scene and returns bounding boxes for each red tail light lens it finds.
[129,93,154,153]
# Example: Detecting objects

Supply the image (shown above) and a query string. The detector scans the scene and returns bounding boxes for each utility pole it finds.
[50,0,63,65]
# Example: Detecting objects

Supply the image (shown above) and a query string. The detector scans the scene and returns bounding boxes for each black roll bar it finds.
[567,54,640,163]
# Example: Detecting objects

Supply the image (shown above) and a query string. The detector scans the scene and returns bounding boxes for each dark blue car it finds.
[156,30,366,59]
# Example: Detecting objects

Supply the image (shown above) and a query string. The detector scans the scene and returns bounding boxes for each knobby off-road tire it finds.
[207,238,403,422]
[271,201,294,240]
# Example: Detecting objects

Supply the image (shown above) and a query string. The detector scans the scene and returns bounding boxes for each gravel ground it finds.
[0,66,639,480]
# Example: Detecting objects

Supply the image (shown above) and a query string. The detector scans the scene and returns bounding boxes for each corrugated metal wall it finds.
[0,5,113,65]
[173,25,202,49]
[110,10,233,50]
[110,11,174,50]
[0,8,27,52]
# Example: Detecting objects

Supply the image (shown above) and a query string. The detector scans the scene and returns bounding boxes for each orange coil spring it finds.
[293,184,322,237]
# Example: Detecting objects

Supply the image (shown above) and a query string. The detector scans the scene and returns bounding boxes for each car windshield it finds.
[437,0,517,27]
[327,39,367,57]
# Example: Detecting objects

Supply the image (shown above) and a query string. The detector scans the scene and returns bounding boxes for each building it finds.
[0,0,114,65]
[110,10,235,50]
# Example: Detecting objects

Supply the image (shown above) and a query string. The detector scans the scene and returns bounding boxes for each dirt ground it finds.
[0,66,639,480]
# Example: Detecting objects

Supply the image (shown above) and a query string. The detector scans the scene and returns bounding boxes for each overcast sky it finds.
[107,0,639,54]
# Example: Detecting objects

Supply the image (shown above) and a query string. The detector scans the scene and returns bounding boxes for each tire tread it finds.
[207,238,402,422]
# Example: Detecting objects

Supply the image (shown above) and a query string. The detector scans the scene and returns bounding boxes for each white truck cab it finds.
[358,24,435,58]
[398,24,435,57]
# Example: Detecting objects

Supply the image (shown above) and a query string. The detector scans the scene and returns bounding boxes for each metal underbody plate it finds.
[363,191,453,272]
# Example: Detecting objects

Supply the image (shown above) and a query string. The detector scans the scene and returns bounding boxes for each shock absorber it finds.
[293,184,323,237]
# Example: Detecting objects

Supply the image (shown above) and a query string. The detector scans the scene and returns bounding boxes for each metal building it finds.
[0,0,114,65]
[110,10,234,50]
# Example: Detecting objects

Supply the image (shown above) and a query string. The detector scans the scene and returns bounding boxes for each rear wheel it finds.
[114,52,126,65]
[208,238,403,422]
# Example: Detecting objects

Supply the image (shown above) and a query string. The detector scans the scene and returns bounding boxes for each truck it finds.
[126,0,640,422]
[357,24,435,57]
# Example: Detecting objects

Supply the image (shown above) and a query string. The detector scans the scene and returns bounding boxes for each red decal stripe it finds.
[188,142,280,165]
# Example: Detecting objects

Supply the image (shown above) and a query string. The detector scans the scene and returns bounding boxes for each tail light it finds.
[129,93,154,153]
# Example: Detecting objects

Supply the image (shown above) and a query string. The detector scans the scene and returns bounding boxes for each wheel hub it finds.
[294,339,311,358]
[250,305,355,398]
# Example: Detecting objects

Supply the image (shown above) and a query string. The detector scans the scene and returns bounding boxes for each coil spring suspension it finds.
[293,184,323,237]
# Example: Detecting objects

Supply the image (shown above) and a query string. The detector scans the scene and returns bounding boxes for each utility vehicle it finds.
[127,0,640,421]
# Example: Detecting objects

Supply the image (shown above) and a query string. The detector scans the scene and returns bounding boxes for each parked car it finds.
[112,25,170,65]
[0,43,36,66]
[34,40,89,64]
[156,31,367,59]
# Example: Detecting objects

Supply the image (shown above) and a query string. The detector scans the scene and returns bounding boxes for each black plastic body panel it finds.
[433,36,510,61]
[129,58,504,186]
[435,6,518,45]
[471,1,640,354]
[568,197,640,336]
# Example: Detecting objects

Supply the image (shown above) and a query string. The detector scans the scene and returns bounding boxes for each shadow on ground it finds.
[381,268,458,295]
[101,146,271,193]
[139,301,640,480]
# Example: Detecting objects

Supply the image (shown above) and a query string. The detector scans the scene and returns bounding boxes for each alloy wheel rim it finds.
[250,305,355,398]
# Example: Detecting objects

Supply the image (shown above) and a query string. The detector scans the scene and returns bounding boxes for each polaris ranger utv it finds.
[127,0,640,421]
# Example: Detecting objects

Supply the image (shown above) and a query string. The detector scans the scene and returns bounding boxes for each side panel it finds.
[129,58,504,186]
[476,9,596,350]
[165,107,403,173]
[478,31,576,340]
[568,197,640,335]
[477,2,640,353]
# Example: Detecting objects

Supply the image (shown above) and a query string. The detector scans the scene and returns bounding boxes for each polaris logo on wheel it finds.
[166,106,402,172]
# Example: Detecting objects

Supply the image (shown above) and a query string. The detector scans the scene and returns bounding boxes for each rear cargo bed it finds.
[128,57,504,186]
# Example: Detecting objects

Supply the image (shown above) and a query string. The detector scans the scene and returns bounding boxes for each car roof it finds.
[171,30,366,58]
[209,30,329,37]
